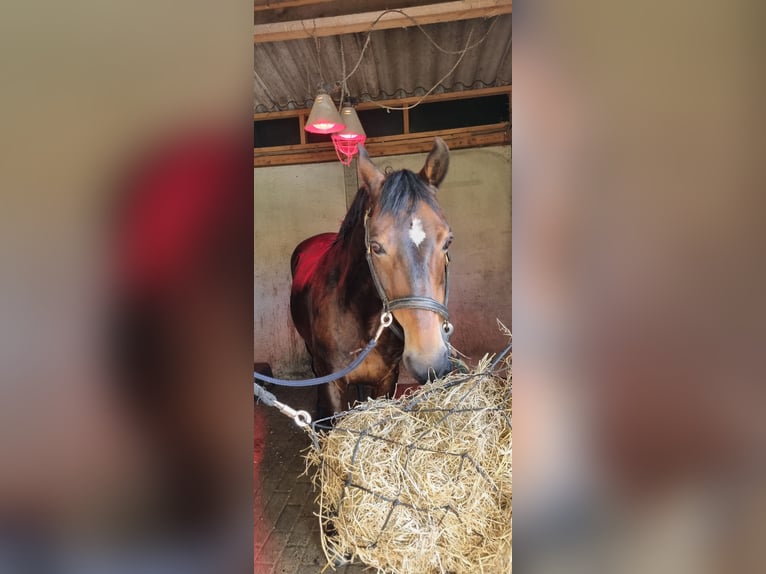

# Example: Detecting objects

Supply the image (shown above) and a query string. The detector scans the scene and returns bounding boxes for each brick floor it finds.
[254,384,374,574]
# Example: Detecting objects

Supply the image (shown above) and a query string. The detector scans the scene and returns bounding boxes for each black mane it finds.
[336,184,369,243]
[336,169,438,244]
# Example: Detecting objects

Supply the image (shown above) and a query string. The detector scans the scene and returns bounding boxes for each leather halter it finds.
[364,209,454,340]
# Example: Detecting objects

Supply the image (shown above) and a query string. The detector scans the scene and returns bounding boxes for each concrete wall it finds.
[255,145,511,375]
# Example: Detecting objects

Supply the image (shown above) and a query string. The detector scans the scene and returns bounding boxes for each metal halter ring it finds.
[374,311,394,341]
[443,321,455,336]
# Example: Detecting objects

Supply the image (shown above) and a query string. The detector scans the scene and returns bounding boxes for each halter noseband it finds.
[364,209,454,340]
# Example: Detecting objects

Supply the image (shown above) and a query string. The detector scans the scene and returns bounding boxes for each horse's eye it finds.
[443,236,454,251]
[370,242,385,255]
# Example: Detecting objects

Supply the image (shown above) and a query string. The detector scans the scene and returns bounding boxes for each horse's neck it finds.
[331,220,381,317]
[330,216,400,354]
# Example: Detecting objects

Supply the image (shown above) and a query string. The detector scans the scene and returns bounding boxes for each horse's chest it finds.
[345,348,399,387]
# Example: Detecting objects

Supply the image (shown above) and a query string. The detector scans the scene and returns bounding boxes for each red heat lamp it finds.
[332,106,366,165]
[304,93,345,134]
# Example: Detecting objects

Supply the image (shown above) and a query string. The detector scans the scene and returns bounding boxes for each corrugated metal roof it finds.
[254,14,511,113]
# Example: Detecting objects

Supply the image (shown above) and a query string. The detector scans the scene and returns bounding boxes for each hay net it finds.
[305,339,512,574]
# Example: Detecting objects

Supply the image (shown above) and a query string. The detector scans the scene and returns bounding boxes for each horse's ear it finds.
[357,144,384,196]
[419,137,450,188]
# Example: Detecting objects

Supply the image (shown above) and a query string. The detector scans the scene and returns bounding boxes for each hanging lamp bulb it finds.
[305,92,345,134]
[331,105,366,165]
[335,106,366,141]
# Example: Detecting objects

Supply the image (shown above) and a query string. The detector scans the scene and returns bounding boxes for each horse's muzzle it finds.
[403,349,452,383]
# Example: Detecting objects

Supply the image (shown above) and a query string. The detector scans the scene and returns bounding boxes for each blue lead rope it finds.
[254,311,393,388]
[253,337,379,388]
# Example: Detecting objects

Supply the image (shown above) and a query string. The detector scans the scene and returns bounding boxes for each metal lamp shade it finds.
[335,106,366,141]
[305,93,345,134]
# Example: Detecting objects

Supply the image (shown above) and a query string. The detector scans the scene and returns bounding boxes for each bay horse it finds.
[290,138,455,415]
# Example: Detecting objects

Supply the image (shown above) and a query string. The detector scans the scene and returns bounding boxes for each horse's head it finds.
[357,138,453,383]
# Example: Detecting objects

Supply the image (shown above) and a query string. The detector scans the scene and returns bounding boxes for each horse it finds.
[289,138,455,416]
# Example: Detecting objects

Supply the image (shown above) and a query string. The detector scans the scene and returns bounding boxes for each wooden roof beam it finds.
[253,0,512,44]
[253,85,512,120]
[254,0,334,14]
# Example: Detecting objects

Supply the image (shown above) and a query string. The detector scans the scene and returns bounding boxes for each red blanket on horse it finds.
[291,232,337,292]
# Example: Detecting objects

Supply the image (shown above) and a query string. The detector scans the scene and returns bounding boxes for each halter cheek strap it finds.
[364,210,454,340]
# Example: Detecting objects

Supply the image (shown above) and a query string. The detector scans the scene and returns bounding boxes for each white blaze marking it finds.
[409,218,426,247]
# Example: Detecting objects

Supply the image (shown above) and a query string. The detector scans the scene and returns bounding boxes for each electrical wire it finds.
[315,34,324,84]
[371,27,475,111]
[297,8,501,112]
[339,36,346,107]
